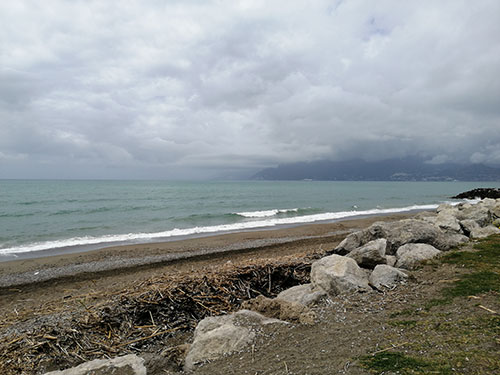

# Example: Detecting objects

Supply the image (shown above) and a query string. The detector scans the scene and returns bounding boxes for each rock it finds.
[334,219,466,255]
[276,283,326,307]
[369,265,408,290]
[184,310,285,371]
[492,218,500,228]
[459,219,480,236]
[491,203,500,219]
[346,239,388,268]
[470,225,500,239]
[242,295,316,324]
[333,231,368,255]
[452,188,500,199]
[43,355,146,375]
[395,243,442,269]
[386,255,397,267]
[413,211,437,225]
[437,203,454,213]
[456,205,492,227]
[311,255,370,295]
[482,198,497,207]
[435,211,462,233]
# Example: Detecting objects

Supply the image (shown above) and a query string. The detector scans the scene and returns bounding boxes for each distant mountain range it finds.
[251,158,500,181]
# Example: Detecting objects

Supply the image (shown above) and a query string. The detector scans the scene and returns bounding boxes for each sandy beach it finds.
[0,213,414,289]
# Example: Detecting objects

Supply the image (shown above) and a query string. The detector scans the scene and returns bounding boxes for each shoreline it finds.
[0,206,439,262]
[0,212,418,289]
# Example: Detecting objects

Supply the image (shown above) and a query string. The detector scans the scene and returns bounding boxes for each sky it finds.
[1,0,499,180]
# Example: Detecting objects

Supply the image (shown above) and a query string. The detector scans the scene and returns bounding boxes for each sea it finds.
[0,180,495,261]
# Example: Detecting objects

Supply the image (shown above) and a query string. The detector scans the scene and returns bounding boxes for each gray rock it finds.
[333,231,368,255]
[437,203,454,213]
[335,219,466,255]
[456,205,492,227]
[346,239,388,269]
[311,255,371,295]
[491,202,500,219]
[459,219,480,236]
[395,243,442,269]
[276,283,326,307]
[435,211,462,233]
[184,310,285,371]
[482,198,497,208]
[369,265,408,290]
[413,211,437,225]
[44,355,146,375]
[242,295,316,324]
[470,225,500,239]
[386,255,397,267]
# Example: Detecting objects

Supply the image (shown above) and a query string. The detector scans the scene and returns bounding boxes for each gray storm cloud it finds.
[1,0,499,179]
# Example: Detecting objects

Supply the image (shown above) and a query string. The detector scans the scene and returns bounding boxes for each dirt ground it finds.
[0,214,498,374]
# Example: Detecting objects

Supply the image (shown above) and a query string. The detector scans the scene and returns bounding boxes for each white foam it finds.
[0,203,439,256]
[236,208,299,218]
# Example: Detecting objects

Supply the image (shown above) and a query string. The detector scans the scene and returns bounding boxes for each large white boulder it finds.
[334,219,467,255]
[395,243,442,269]
[456,205,492,227]
[242,295,316,324]
[470,225,500,239]
[276,283,326,307]
[369,265,408,290]
[311,255,370,295]
[44,355,146,375]
[435,211,462,233]
[184,310,285,371]
[459,219,480,236]
[346,238,388,269]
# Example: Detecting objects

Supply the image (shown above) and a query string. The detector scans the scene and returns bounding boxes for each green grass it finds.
[389,320,418,328]
[424,235,500,309]
[442,236,500,270]
[362,235,500,374]
[360,352,451,374]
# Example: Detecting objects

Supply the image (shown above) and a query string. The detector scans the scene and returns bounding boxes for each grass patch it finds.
[389,309,418,318]
[360,352,451,374]
[389,320,418,328]
[442,235,500,271]
[425,235,500,309]
[443,271,500,297]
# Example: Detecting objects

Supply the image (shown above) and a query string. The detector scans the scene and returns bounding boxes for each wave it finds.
[0,203,439,256]
[235,208,302,218]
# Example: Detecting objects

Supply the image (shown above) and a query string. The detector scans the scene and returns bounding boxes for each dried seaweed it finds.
[0,256,312,374]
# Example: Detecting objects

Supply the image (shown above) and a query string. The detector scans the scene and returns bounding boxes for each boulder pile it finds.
[44,198,500,374]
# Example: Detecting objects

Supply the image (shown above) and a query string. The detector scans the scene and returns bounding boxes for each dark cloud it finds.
[1,0,499,179]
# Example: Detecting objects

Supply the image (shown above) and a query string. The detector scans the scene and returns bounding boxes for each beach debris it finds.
[241,295,316,324]
[310,254,371,295]
[346,238,388,269]
[276,283,326,307]
[395,243,442,270]
[369,265,408,290]
[43,354,146,375]
[0,257,312,374]
[184,309,286,371]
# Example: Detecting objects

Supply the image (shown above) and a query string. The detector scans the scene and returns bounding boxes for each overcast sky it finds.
[1,0,499,179]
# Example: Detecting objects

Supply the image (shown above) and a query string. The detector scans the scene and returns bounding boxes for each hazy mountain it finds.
[251,158,500,181]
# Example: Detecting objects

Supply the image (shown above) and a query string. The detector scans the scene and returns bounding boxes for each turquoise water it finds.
[0,180,494,259]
